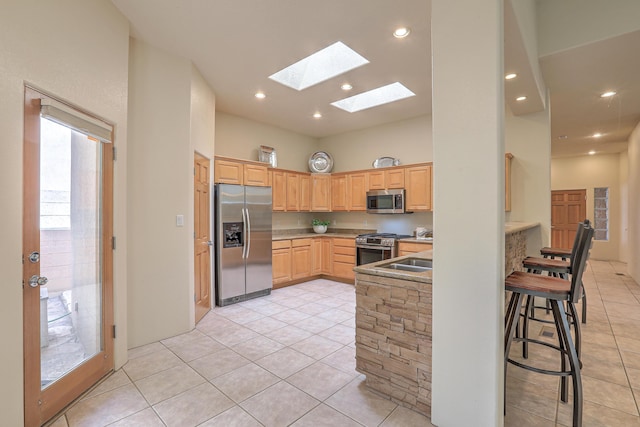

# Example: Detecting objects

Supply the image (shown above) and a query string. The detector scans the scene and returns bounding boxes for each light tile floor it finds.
[49,260,639,426]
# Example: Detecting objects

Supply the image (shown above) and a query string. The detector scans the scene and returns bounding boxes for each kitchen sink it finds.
[378,257,432,272]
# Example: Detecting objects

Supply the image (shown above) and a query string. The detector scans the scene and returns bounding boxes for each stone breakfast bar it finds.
[353,222,539,417]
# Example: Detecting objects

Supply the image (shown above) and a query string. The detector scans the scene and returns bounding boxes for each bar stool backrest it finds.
[569,224,594,304]
[568,219,591,262]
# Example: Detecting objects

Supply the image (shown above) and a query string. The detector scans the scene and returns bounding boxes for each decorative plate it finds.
[372,157,400,168]
[308,151,334,173]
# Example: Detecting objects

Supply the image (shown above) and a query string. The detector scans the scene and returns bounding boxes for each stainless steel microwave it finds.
[366,189,405,214]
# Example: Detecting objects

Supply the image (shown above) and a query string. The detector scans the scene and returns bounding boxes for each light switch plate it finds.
[176,215,184,227]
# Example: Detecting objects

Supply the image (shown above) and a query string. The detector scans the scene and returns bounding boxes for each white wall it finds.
[619,151,629,262]
[505,107,552,254]
[0,1,130,424]
[127,39,194,348]
[215,113,317,171]
[317,116,433,172]
[627,124,640,281]
[551,153,625,261]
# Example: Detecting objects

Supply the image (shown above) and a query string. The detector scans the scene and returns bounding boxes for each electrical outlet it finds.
[333,220,337,225]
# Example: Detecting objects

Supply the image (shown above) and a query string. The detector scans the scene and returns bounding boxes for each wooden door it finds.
[23,87,114,426]
[291,239,312,279]
[368,170,386,190]
[214,159,243,184]
[243,163,269,186]
[551,189,586,249]
[385,168,405,189]
[194,153,211,323]
[272,240,292,287]
[311,238,323,275]
[321,238,333,274]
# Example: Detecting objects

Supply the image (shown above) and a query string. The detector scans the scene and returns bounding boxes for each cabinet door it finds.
[321,238,332,274]
[244,164,269,187]
[312,238,323,275]
[348,172,368,211]
[299,173,311,211]
[405,164,432,211]
[385,168,405,189]
[291,240,312,279]
[286,172,300,211]
[368,170,385,190]
[311,174,331,211]
[214,159,243,185]
[331,174,348,211]
[271,170,286,211]
[272,241,292,286]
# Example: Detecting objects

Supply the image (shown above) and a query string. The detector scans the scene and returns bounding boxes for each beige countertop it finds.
[353,249,433,284]
[272,232,361,241]
[505,221,540,234]
[398,237,433,243]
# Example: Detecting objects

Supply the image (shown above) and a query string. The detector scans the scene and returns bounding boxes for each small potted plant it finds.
[312,219,330,234]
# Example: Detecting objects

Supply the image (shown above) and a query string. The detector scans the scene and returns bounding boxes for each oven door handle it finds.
[356,244,394,250]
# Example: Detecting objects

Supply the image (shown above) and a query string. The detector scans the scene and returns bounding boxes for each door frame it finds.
[23,86,114,426]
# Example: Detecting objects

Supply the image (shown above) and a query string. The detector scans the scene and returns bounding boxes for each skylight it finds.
[269,41,369,91]
[331,82,415,113]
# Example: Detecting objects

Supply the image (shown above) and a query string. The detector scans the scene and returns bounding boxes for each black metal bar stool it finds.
[504,224,593,427]
[523,220,590,325]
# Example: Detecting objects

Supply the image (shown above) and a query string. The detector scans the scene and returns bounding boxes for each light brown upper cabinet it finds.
[348,172,368,211]
[285,172,300,211]
[271,169,286,211]
[311,173,331,212]
[405,163,433,212]
[331,173,348,211]
[214,156,269,186]
[367,167,405,191]
[299,173,311,211]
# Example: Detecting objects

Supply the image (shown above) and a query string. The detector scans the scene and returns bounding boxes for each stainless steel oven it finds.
[355,233,410,266]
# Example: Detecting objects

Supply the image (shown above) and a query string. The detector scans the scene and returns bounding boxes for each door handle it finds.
[206,241,214,247]
[241,208,248,259]
[28,275,48,288]
[245,208,251,259]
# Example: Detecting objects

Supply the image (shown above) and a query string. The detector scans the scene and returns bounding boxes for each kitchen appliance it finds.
[366,189,406,214]
[356,233,411,266]
[214,184,272,306]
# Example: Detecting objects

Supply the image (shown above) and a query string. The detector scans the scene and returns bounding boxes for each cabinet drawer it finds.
[333,253,354,264]
[291,238,313,247]
[272,240,291,250]
[333,262,355,279]
[332,238,355,247]
[398,242,432,253]
[333,246,355,256]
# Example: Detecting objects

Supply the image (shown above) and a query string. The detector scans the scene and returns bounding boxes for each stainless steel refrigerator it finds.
[214,184,272,306]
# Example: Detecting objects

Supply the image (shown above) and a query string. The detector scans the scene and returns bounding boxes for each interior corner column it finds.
[430,0,505,425]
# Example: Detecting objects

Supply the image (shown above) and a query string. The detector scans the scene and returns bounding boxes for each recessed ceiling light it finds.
[600,91,617,98]
[313,112,322,119]
[341,83,353,91]
[592,133,602,138]
[331,82,415,113]
[393,27,411,38]
[558,135,568,140]
[516,96,527,101]
[588,150,596,155]
[505,73,517,80]
[254,92,266,99]
[269,41,369,91]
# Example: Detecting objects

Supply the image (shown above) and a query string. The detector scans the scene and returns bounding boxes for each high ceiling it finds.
[111,0,640,158]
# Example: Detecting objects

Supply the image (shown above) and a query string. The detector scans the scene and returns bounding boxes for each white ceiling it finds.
[111,0,640,158]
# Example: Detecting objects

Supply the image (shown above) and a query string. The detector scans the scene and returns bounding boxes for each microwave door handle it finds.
[245,207,251,259]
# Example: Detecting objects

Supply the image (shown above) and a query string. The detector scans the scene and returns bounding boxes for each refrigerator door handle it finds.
[241,207,248,259]
[245,207,251,259]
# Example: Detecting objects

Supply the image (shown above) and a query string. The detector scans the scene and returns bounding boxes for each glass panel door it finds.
[39,117,103,388]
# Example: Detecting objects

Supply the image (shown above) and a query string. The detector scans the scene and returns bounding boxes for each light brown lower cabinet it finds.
[332,237,356,280]
[272,236,353,286]
[291,238,312,279]
[397,241,433,257]
[272,240,292,285]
